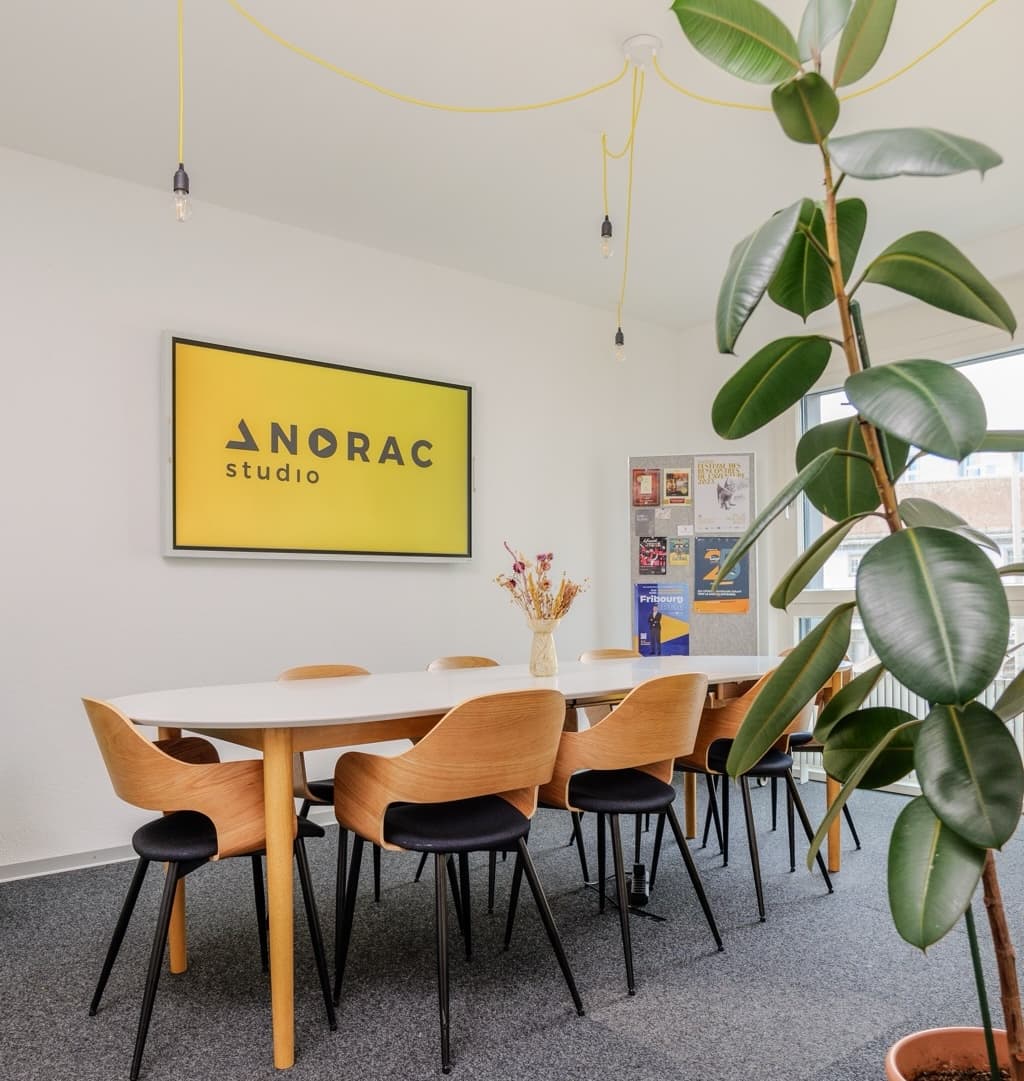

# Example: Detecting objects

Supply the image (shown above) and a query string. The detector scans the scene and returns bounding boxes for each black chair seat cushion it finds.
[788,731,817,750]
[133,811,218,862]
[133,811,323,863]
[568,768,675,814]
[383,795,529,854]
[706,739,793,778]
[307,778,334,804]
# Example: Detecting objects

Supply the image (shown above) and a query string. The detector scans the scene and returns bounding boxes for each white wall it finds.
[0,147,731,871]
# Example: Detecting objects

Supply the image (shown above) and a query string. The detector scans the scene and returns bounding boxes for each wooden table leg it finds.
[263,728,295,1070]
[158,727,189,974]
[826,774,842,874]
[684,773,697,839]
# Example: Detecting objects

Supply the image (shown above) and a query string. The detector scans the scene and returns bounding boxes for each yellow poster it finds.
[170,339,472,557]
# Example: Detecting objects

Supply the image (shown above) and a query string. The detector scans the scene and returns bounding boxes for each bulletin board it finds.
[628,453,757,656]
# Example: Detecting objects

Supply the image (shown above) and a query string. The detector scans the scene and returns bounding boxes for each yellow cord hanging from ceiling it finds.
[224,0,629,112]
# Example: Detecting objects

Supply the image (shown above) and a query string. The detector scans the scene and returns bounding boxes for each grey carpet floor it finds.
[2,781,1022,1081]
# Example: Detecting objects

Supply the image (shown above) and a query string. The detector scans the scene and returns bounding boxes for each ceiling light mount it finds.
[623,34,661,70]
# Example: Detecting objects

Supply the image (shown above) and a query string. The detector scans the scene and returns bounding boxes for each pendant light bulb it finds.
[600,215,614,260]
[614,326,625,363]
[173,162,192,223]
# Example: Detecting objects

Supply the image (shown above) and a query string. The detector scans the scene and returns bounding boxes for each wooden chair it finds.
[82,698,335,1081]
[665,671,834,922]
[535,674,722,995]
[426,655,500,672]
[331,688,584,1074]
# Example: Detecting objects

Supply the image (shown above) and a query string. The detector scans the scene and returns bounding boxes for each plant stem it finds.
[965,902,1002,1081]
[819,151,902,535]
[982,853,1024,1081]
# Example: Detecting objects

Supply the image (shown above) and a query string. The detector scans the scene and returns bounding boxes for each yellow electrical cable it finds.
[654,0,1000,110]
[840,0,1000,101]
[601,68,642,215]
[617,70,645,328]
[177,0,185,161]
[224,0,629,113]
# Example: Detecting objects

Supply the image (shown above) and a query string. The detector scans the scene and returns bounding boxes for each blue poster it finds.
[634,583,690,656]
[694,535,750,613]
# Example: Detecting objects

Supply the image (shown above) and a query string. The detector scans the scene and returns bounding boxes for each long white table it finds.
[111,655,777,1070]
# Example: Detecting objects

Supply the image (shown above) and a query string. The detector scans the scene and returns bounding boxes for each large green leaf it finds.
[833,0,896,88]
[814,661,885,741]
[772,72,840,144]
[769,198,866,318]
[716,199,812,353]
[847,360,987,461]
[899,498,1000,555]
[863,232,1017,335]
[807,713,915,868]
[671,0,802,84]
[726,602,855,776]
[715,448,847,585]
[771,512,874,610]
[916,702,1024,850]
[712,336,833,438]
[888,796,985,950]
[824,707,918,788]
[979,430,1024,452]
[856,527,1010,705]
[994,671,1024,723]
[796,417,907,521]
[797,0,852,60]
[828,128,1003,180]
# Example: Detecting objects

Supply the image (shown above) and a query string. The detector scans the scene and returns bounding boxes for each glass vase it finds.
[527,617,560,677]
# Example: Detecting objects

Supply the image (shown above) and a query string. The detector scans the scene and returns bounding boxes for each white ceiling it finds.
[1,1,1020,331]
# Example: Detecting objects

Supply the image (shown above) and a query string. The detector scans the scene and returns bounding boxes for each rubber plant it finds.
[670,0,1024,1077]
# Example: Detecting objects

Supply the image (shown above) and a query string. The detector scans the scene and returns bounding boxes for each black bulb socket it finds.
[601,215,613,239]
[615,327,625,347]
[173,162,190,195]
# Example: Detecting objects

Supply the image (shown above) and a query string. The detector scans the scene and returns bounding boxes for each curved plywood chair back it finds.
[82,697,268,859]
[426,656,499,671]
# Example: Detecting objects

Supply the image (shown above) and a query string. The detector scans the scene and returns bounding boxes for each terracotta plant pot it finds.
[885,1027,1009,1080]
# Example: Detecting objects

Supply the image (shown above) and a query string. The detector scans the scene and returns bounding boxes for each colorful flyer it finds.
[693,535,750,614]
[668,537,691,567]
[634,583,690,656]
[663,468,691,505]
[638,536,667,575]
[693,456,751,533]
[631,468,661,507]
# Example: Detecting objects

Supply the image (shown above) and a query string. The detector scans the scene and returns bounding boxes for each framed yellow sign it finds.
[167,337,472,559]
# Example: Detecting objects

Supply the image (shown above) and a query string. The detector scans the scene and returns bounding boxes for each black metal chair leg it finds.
[90,858,150,1016]
[665,805,724,952]
[738,776,766,922]
[294,837,338,1031]
[333,835,364,1005]
[705,773,724,854]
[787,781,796,872]
[596,812,607,913]
[414,850,429,882]
[299,799,312,819]
[634,813,643,863]
[130,861,181,1081]
[503,850,525,949]
[514,838,585,1016]
[434,853,452,1074]
[608,814,636,995]
[458,852,472,960]
[721,774,730,866]
[445,855,466,939]
[843,802,862,849]
[570,812,590,883]
[771,776,778,831]
[488,851,497,914]
[785,771,834,893]
[649,812,666,891]
[373,844,382,903]
[251,854,269,973]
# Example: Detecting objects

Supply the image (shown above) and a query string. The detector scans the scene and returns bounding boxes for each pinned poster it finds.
[638,536,667,575]
[668,537,691,567]
[634,583,690,656]
[693,535,750,614]
[693,456,751,533]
